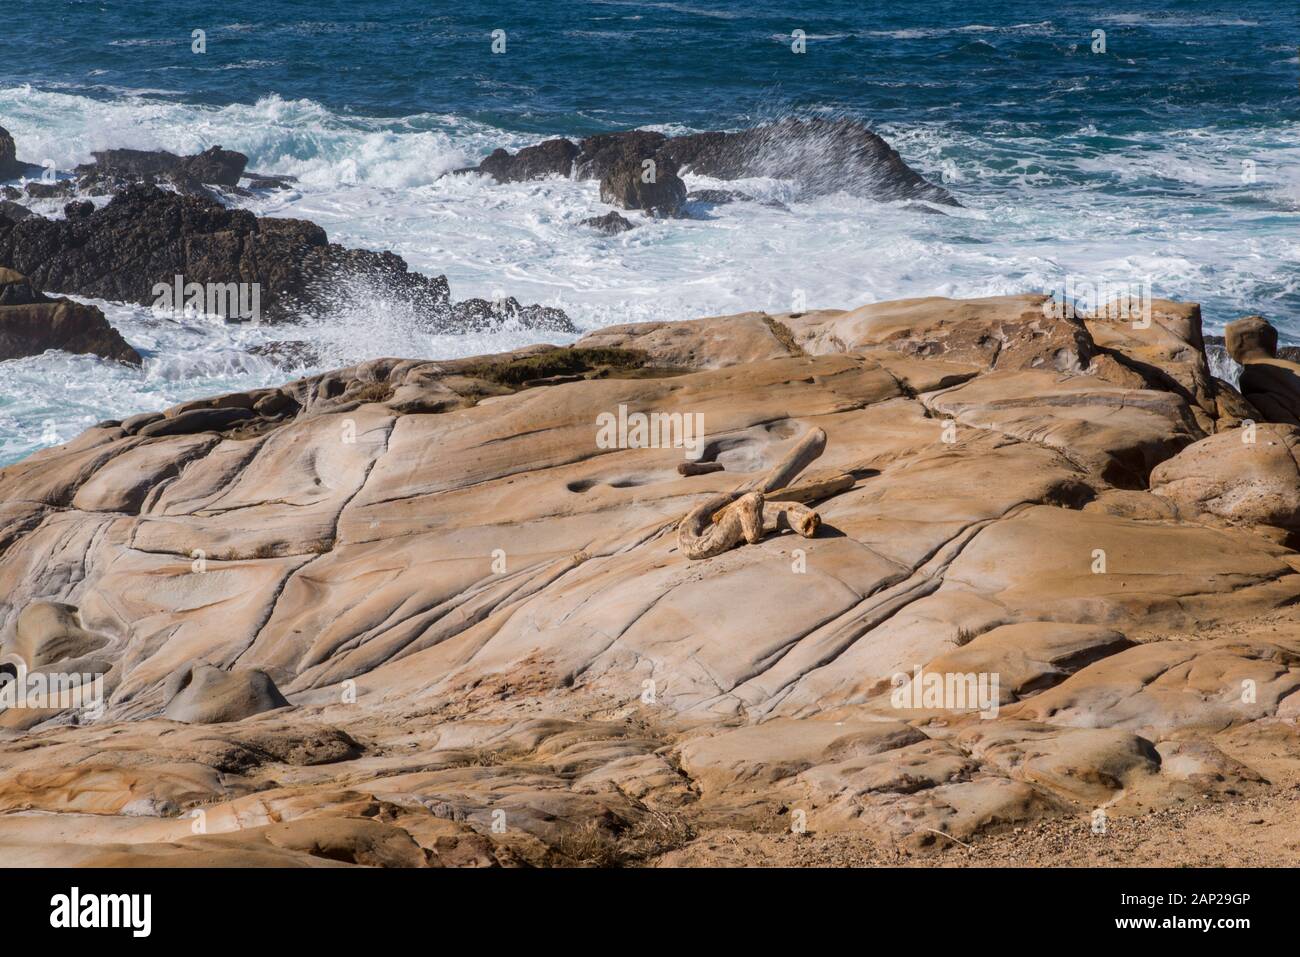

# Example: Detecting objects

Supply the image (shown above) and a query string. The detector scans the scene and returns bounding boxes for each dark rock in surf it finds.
[25,181,71,199]
[575,130,669,181]
[0,200,31,223]
[0,126,42,180]
[581,211,636,234]
[250,340,323,370]
[449,296,571,333]
[660,118,957,204]
[599,155,687,216]
[478,138,579,183]
[686,188,752,205]
[0,184,574,332]
[74,145,249,198]
[481,119,958,206]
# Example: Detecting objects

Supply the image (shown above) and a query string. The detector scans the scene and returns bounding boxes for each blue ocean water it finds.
[0,1,1298,463]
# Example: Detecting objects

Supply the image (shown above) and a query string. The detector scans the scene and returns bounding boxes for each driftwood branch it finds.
[678,428,828,560]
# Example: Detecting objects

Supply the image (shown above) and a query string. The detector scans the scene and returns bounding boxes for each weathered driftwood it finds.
[711,471,853,523]
[765,501,820,537]
[678,428,827,560]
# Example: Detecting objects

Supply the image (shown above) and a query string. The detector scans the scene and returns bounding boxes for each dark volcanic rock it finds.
[0,184,573,331]
[25,181,72,199]
[575,130,669,180]
[177,146,248,186]
[599,155,687,215]
[659,118,957,204]
[581,211,636,234]
[249,340,323,369]
[483,119,957,206]
[245,173,298,190]
[449,296,571,332]
[0,127,16,177]
[478,138,578,183]
[0,200,31,223]
[73,146,249,197]
[0,268,141,364]
[0,126,41,180]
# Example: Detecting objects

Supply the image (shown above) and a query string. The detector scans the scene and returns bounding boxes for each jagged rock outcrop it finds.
[599,155,687,215]
[0,199,31,223]
[0,268,141,363]
[0,185,573,331]
[478,138,578,183]
[0,126,41,181]
[475,118,957,206]
[74,145,250,197]
[3,293,1300,866]
[580,210,636,234]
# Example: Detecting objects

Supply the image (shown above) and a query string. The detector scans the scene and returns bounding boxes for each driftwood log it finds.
[678,428,830,560]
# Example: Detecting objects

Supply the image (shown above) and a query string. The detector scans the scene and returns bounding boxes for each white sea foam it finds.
[0,86,1296,464]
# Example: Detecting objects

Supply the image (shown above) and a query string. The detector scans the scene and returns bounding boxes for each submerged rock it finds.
[580,210,636,234]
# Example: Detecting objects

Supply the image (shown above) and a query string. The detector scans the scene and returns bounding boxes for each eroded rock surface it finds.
[3,293,1300,866]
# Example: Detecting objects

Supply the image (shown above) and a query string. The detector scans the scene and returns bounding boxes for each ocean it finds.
[1,0,1298,464]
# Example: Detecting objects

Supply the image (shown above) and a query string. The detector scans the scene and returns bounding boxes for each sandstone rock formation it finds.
[3,292,1300,866]
[1150,423,1300,532]
[0,268,141,363]
[1226,315,1300,425]
[0,184,573,331]
[163,664,290,724]
[475,118,957,206]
